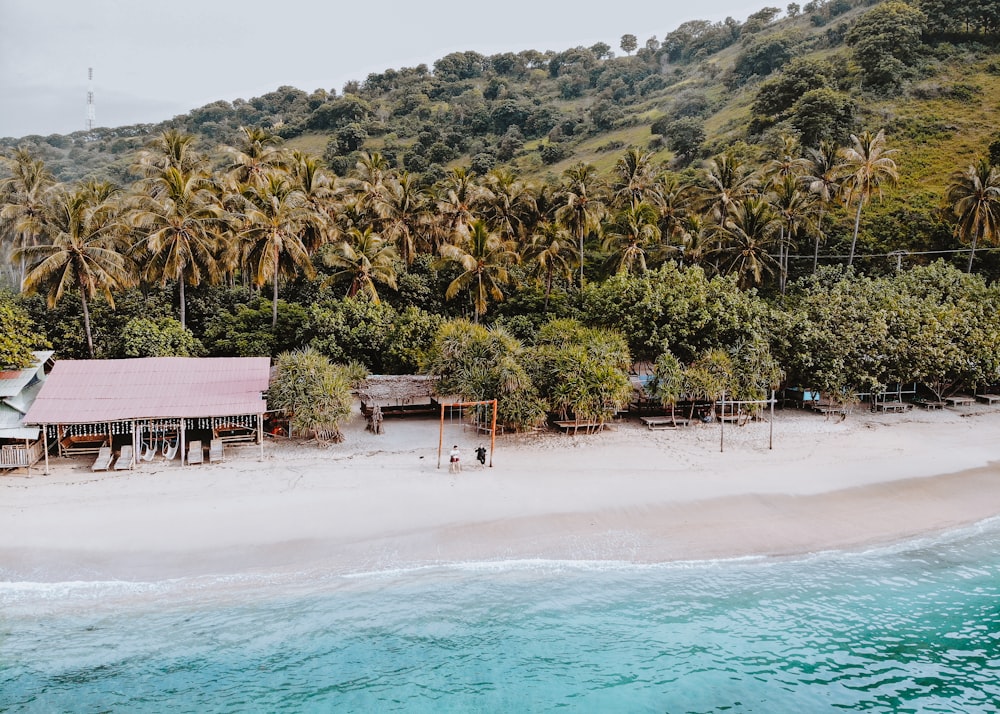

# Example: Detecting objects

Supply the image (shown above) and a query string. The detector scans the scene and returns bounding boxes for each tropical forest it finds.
[4,0,1000,432]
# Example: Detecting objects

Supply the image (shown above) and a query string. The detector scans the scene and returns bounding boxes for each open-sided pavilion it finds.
[23,357,270,473]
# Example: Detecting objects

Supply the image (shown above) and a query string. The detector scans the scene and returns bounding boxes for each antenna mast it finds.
[86,67,96,131]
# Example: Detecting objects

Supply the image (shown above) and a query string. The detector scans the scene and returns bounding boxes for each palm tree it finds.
[839,130,899,266]
[237,171,316,327]
[225,126,287,187]
[761,134,809,185]
[378,171,429,265]
[132,129,203,177]
[288,150,336,255]
[482,167,537,244]
[611,147,656,208]
[555,162,606,288]
[18,181,134,357]
[712,195,781,289]
[523,221,575,309]
[129,165,223,328]
[805,140,843,272]
[769,174,814,293]
[0,148,55,287]
[439,218,517,322]
[436,167,486,240]
[700,150,758,227]
[946,158,1000,273]
[602,201,661,275]
[650,170,695,244]
[322,226,398,303]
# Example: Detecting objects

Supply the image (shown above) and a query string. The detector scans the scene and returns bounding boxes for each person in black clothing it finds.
[475,446,487,465]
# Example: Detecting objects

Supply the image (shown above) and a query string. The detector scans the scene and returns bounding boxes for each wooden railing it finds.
[0,440,45,468]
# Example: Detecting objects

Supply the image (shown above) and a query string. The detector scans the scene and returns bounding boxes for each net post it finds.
[489,399,497,467]
[438,402,445,469]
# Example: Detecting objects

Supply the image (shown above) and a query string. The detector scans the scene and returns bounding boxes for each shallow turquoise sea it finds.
[3,520,1000,713]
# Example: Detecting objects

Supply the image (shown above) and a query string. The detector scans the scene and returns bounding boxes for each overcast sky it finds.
[0,0,766,139]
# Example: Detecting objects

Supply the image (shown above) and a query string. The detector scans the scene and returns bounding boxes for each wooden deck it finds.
[875,401,911,413]
[553,420,605,434]
[915,400,946,410]
[946,395,975,407]
[976,394,1000,405]
[640,416,691,430]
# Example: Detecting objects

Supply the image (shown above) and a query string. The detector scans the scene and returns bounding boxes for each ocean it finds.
[3,520,1000,713]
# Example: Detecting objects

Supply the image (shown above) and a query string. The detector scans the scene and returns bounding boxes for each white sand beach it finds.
[2,405,1000,581]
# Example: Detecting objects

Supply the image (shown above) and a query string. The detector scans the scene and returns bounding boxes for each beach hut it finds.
[0,351,54,472]
[23,357,270,473]
[358,375,451,418]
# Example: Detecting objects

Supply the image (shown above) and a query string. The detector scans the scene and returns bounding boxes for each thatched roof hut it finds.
[358,375,457,416]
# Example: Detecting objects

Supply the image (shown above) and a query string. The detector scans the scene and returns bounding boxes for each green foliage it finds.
[772,262,1000,396]
[846,1,927,93]
[790,88,857,146]
[305,299,441,374]
[269,347,353,438]
[0,292,46,368]
[423,319,546,430]
[120,317,204,357]
[529,319,633,424]
[583,264,769,363]
[202,298,308,357]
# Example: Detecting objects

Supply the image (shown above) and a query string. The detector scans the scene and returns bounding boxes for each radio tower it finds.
[86,67,96,131]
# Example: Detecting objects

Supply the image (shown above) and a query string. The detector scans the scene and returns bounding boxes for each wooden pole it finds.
[43,425,49,475]
[437,402,445,469]
[719,392,725,453]
[258,413,264,461]
[489,399,497,468]
[769,390,775,450]
[181,420,186,467]
[131,420,137,469]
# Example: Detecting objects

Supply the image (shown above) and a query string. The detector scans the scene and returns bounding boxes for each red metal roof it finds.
[24,357,270,424]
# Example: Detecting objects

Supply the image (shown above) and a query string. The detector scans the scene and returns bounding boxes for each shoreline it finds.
[2,407,1000,582]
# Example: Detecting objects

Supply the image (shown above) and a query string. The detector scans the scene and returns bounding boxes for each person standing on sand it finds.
[449,444,461,473]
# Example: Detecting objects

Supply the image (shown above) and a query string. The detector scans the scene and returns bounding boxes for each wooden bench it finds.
[946,395,975,407]
[553,420,604,434]
[640,416,691,430]
[62,435,109,456]
[915,400,946,410]
[975,394,1000,405]
[875,401,911,413]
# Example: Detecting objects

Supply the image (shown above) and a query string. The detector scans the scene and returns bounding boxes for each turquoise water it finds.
[3,522,1000,713]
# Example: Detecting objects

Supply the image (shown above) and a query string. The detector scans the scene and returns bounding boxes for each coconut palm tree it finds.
[611,147,656,208]
[523,221,575,309]
[805,139,843,272]
[839,130,899,266]
[700,149,758,228]
[375,171,430,265]
[482,167,537,244]
[132,129,204,177]
[129,165,224,328]
[18,181,134,357]
[602,201,662,275]
[436,167,487,241]
[946,157,1000,273]
[712,195,781,289]
[237,171,316,327]
[225,126,287,187]
[555,162,606,288]
[769,174,815,293]
[439,218,517,322]
[0,148,55,287]
[288,150,336,255]
[322,226,398,303]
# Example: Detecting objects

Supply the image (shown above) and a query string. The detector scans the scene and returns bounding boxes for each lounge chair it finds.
[209,439,225,463]
[114,445,134,470]
[187,440,204,465]
[91,446,113,472]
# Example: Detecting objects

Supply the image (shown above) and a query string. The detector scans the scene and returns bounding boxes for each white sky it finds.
[0,0,765,139]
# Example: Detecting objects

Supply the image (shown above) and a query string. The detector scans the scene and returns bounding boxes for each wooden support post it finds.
[258,413,264,461]
[489,399,497,468]
[42,425,49,475]
[437,403,445,469]
[769,390,775,450]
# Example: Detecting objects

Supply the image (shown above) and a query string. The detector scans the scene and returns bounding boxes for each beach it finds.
[2,405,1000,582]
